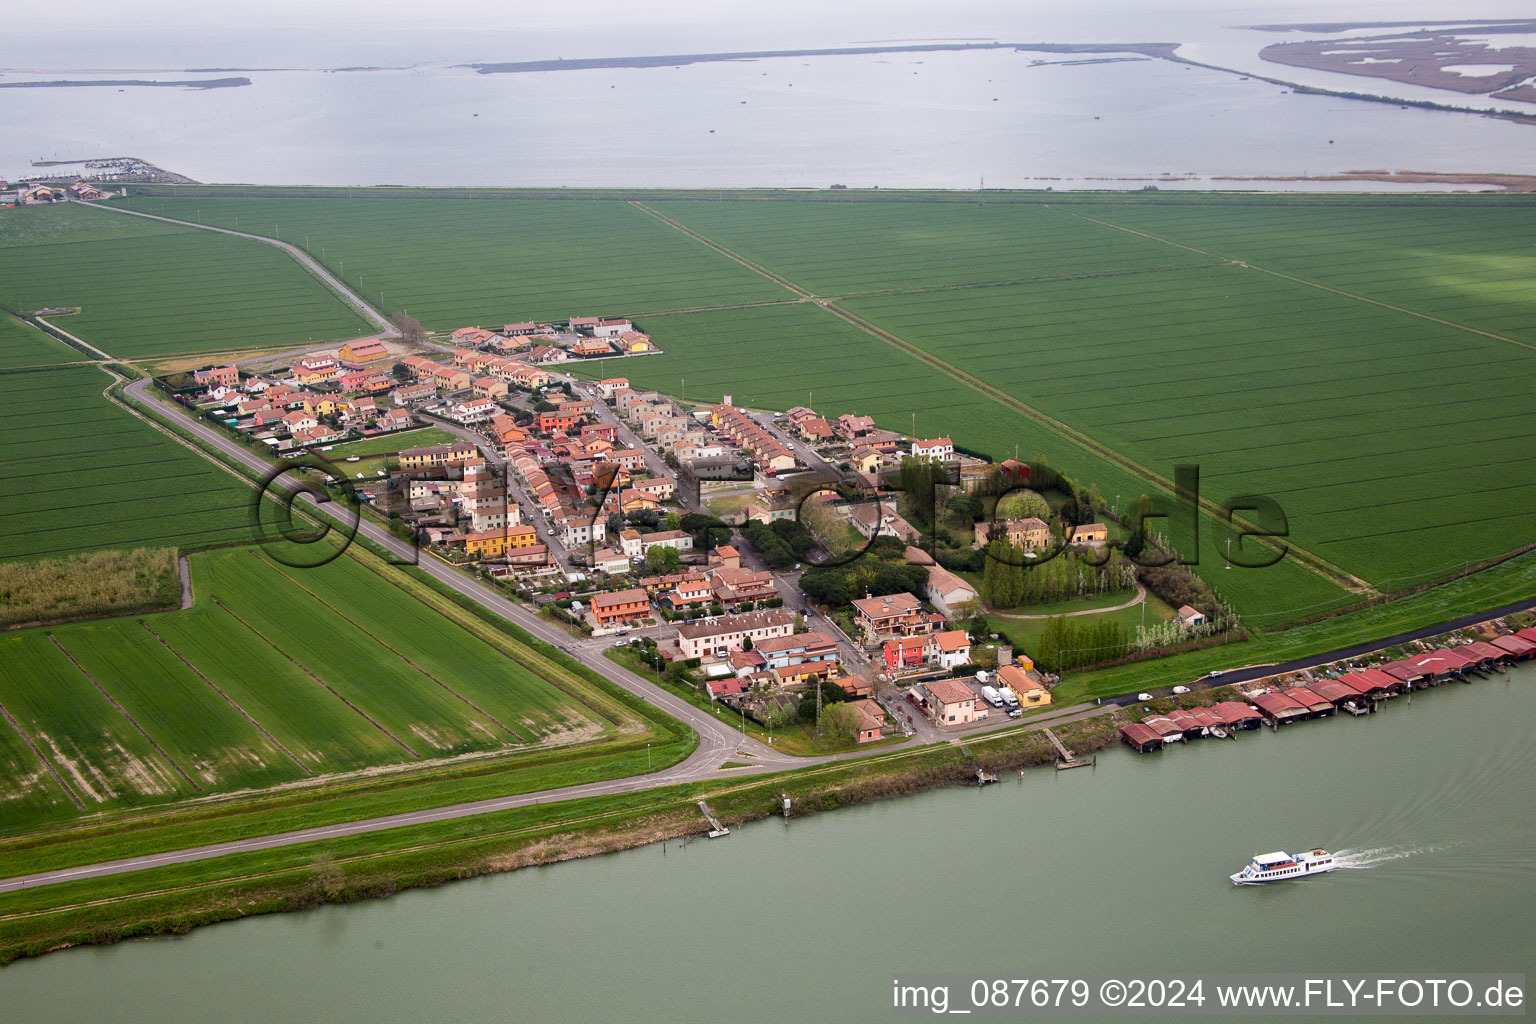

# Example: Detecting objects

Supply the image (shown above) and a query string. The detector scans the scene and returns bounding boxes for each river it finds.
[2,664,1532,1022]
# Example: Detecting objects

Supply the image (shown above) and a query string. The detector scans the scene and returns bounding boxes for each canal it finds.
[3,666,1533,1021]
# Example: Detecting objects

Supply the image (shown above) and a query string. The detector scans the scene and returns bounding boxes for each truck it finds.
[999,688,1020,709]
[980,685,1004,708]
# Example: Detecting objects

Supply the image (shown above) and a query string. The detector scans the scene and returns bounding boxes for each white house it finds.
[911,437,954,461]
[924,564,980,620]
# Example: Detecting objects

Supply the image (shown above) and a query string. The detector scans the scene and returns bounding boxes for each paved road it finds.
[92,203,396,337]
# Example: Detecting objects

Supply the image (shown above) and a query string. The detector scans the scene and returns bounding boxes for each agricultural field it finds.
[840,263,1536,590]
[118,196,793,327]
[1068,201,1536,347]
[0,203,371,358]
[0,313,80,369]
[645,199,1216,295]
[0,366,255,560]
[0,545,617,831]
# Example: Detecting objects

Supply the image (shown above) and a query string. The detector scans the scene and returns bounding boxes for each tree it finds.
[996,490,1050,522]
[741,635,753,651]
[645,545,681,572]
[390,362,411,382]
[389,311,426,345]
[664,511,682,531]
[821,702,862,743]
[605,512,625,538]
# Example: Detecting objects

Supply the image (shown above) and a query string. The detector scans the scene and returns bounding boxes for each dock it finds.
[959,744,998,784]
[698,800,729,838]
[1046,727,1096,770]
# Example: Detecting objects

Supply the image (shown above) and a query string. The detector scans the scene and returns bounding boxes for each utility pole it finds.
[979,174,984,207]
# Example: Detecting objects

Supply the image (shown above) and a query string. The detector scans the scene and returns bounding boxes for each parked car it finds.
[1172,685,1191,695]
[1137,692,1153,701]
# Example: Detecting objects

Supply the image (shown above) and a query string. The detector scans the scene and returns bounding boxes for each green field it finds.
[0,313,80,369]
[839,267,1536,589]
[119,196,793,327]
[0,545,618,830]
[0,204,371,357]
[0,366,255,559]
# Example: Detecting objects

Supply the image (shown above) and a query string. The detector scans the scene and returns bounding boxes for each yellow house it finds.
[1069,522,1109,545]
[996,664,1051,707]
[339,338,388,362]
[850,447,881,474]
[464,525,538,558]
[303,396,340,418]
[974,516,1051,552]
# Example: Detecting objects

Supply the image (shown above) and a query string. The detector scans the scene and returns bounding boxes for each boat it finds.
[1231,848,1335,885]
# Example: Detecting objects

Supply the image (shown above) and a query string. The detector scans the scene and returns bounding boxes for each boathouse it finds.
[1212,701,1263,729]
[1286,686,1337,718]
[1251,691,1309,725]
[1309,680,1359,708]
[1120,722,1163,753]
[1491,635,1536,660]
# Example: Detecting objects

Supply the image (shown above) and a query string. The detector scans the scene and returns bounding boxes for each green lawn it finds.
[0,204,371,357]
[319,426,458,458]
[983,592,1177,656]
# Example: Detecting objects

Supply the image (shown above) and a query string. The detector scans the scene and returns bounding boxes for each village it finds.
[170,315,1184,749]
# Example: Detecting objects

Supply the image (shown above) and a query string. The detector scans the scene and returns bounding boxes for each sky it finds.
[3,1,1531,71]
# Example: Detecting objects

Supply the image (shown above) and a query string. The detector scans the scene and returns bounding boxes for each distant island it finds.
[465,41,1176,74]
[0,77,250,90]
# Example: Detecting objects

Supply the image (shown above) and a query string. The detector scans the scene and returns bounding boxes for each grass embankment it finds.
[0,548,181,628]
[0,713,1118,965]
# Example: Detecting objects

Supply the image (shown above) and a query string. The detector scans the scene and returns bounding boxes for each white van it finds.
[1171,685,1191,695]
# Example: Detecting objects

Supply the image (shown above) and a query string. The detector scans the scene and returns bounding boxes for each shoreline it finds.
[0,716,1118,965]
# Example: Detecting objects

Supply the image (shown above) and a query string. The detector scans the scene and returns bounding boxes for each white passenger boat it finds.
[1230,848,1336,884]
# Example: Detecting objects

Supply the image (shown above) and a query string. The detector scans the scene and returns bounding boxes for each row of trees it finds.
[980,546,1137,610]
[1032,615,1129,673]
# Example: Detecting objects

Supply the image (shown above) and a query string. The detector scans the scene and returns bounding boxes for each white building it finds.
[910,437,954,461]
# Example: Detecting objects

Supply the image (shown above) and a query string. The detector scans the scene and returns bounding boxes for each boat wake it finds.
[1330,844,1444,870]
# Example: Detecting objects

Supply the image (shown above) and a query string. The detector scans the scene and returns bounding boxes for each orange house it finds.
[591,587,651,626]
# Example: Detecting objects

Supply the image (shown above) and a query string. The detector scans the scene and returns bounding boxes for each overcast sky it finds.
[12,0,1528,34]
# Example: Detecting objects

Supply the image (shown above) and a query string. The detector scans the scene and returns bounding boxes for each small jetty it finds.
[1046,727,1095,770]
[698,800,729,838]
[961,744,998,784]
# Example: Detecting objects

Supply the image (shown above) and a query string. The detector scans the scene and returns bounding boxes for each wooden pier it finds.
[698,800,729,838]
[1046,727,1096,770]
